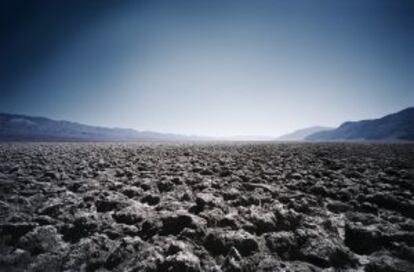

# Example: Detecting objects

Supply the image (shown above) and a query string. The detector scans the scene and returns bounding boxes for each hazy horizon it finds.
[1,0,413,137]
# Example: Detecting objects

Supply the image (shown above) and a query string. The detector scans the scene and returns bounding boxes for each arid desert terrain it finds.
[0,142,413,272]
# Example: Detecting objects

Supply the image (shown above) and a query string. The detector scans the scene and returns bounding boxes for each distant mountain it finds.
[0,113,201,141]
[306,107,414,141]
[277,126,333,141]
[218,135,276,141]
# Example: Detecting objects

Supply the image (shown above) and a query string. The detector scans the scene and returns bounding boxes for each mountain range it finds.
[276,126,333,141]
[306,107,414,141]
[0,113,203,141]
[0,107,413,141]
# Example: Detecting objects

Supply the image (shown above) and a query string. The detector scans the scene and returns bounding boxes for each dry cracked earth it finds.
[0,142,414,272]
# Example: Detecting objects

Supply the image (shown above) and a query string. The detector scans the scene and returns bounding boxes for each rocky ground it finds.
[0,142,413,272]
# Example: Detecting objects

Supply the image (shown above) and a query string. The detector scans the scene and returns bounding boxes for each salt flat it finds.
[0,142,413,271]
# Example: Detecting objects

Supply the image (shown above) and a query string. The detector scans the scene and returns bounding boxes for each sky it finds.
[1,0,413,137]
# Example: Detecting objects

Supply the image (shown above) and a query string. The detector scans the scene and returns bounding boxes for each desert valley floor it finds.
[0,142,413,272]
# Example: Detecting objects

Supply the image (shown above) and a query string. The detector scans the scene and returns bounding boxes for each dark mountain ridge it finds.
[0,113,198,141]
[306,107,414,141]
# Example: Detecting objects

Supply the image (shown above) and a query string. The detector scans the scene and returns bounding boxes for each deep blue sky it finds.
[1,0,413,137]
